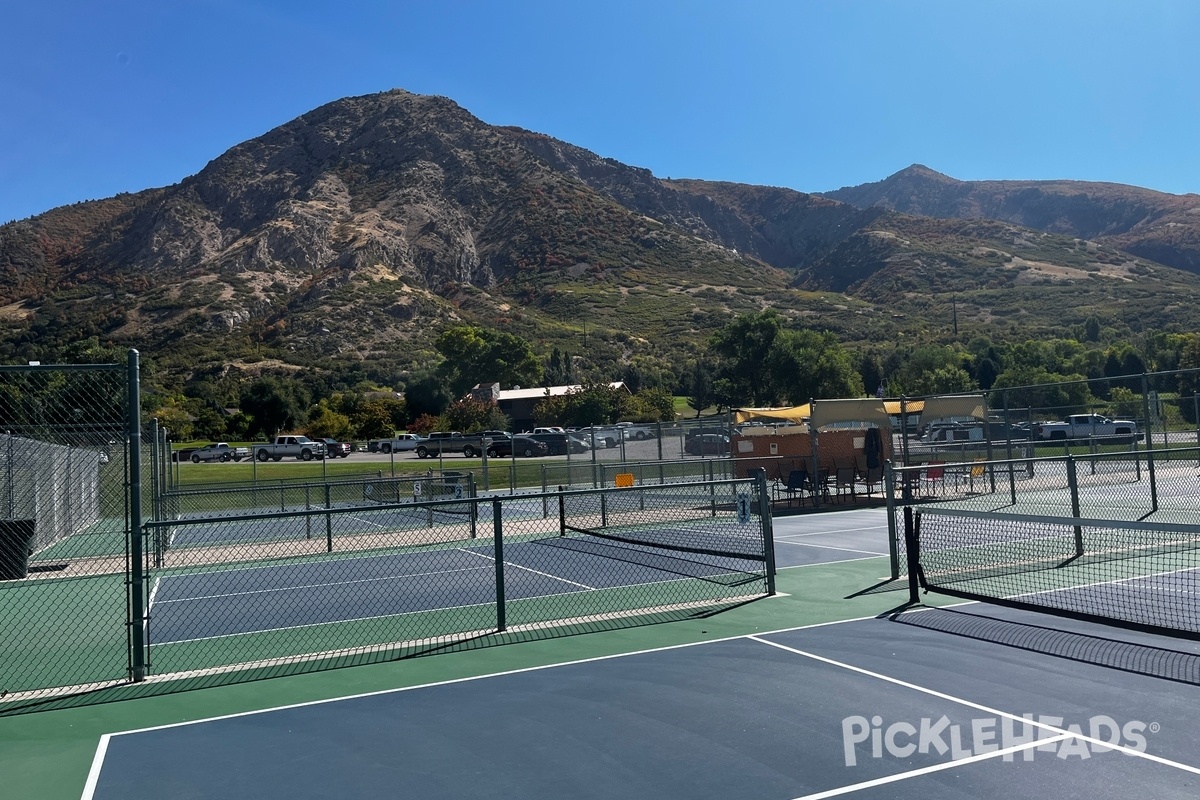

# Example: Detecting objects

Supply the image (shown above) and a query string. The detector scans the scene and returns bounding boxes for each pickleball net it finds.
[549,481,772,586]
[905,506,1200,640]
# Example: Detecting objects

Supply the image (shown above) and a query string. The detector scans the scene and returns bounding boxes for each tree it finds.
[350,402,400,441]
[685,360,717,416]
[240,377,310,438]
[766,329,864,403]
[707,311,784,406]
[435,326,544,396]
[534,383,632,427]
[404,371,454,419]
[626,387,675,421]
[442,396,511,432]
[989,367,1090,417]
[306,406,354,440]
[544,348,575,386]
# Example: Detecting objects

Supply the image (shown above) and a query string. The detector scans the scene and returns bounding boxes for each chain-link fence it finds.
[0,358,141,712]
[885,444,1200,580]
[142,475,773,691]
[4,393,773,716]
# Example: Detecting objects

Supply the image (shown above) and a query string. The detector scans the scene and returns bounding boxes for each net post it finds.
[884,461,899,580]
[324,483,333,553]
[1067,455,1084,557]
[469,472,477,539]
[558,486,566,536]
[1141,373,1158,512]
[755,469,777,595]
[493,498,506,632]
[305,484,312,540]
[903,506,921,606]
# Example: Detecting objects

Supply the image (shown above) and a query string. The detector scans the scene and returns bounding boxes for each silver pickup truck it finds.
[252,435,327,462]
[189,442,251,463]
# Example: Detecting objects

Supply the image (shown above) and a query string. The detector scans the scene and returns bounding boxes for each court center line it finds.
[748,634,1200,777]
[457,547,596,590]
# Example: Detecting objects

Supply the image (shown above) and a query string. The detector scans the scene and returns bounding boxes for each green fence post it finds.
[755,469,776,595]
[127,349,146,682]
[493,498,506,632]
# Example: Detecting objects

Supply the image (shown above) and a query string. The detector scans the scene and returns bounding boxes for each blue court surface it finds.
[84,605,1200,799]
[146,511,877,647]
[147,535,766,644]
[70,507,1200,798]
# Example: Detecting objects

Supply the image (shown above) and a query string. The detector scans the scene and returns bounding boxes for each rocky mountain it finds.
[823,164,1200,275]
[1,90,1199,395]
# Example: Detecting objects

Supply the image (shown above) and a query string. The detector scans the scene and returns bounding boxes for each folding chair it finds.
[833,465,856,503]
[783,469,813,507]
[919,461,946,496]
[862,465,884,496]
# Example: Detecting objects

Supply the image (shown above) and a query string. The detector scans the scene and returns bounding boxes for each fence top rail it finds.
[147,475,760,530]
[890,445,1199,476]
[0,362,123,374]
[917,505,1200,536]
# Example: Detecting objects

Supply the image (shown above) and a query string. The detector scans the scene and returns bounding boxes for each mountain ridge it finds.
[2,88,1198,395]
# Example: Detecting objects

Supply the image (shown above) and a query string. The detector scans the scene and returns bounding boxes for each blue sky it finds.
[2,1,1198,224]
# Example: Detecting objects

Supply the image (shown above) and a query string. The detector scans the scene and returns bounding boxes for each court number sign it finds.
[413,481,423,497]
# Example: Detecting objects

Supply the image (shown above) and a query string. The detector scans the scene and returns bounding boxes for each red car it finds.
[321,438,353,458]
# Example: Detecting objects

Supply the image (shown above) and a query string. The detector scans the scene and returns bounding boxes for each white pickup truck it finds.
[1034,414,1139,443]
[189,442,251,463]
[253,435,328,462]
[367,433,425,454]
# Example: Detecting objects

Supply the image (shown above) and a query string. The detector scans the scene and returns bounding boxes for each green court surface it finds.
[0,545,910,800]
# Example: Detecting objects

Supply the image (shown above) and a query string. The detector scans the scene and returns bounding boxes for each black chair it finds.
[783,469,813,506]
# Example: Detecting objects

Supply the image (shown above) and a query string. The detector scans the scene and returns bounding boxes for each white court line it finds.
[155,565,491,605]
[143,577,161,640]
[790,734,1073,800]
[778,555,887,570]
[85,613,883,739]
[458,548,596,591]
[774,541,887,557]
[774,524,886,539]
[749,634,1200,781]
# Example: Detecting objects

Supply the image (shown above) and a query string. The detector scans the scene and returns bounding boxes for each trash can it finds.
[0,519,36,580]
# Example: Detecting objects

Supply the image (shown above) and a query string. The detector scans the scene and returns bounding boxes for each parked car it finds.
[485,435,549,458]
[321,438,352,458]
[685,433,730,456]
[525,432,571,455]
[684,426,732,441]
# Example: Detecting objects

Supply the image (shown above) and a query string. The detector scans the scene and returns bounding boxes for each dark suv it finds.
[486,435,548,458]
[525,432,571,455]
